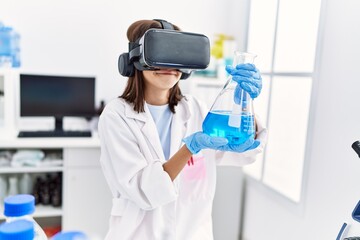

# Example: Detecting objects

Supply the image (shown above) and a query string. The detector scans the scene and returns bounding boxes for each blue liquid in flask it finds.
[202,110,255,145]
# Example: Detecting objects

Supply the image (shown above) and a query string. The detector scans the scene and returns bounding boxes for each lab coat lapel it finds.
[124,102,165,160]
[170,99,191,157]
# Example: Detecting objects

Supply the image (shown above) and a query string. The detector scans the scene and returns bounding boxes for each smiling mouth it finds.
[154,70,179,75]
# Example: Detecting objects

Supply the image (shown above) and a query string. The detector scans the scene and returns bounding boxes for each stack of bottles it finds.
[33,173,62,207]
[0,172,62,207]
[0,194,89,239]
[2,194,47,239]
[0,21,20,68]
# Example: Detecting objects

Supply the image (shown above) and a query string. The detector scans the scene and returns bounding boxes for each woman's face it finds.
[142,69,182,91]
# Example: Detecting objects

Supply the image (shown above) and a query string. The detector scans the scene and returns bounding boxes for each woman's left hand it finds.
[217,138,260,153]
[226,63,262,99]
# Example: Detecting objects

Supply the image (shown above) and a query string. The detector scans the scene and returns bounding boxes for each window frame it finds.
[243,0,325,209]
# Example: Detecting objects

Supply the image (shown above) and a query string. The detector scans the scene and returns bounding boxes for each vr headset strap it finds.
[153,19,174,30]
[128,42,140,61]
[129,19,173,62]
[133,61,148,71]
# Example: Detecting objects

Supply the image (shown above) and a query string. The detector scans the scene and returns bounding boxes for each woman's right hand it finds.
[182,132,228,154]
[183,132,260,154]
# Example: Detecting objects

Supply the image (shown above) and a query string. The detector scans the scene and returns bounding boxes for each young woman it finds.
[98,19,267,240]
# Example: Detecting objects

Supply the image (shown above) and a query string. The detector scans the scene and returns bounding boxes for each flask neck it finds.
[232,51,257,66]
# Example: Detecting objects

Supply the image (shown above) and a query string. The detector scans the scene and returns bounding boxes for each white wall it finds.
[5,1,359,239]
[6,0,358,238]
[242,0,360,239]
[0,0,248,107]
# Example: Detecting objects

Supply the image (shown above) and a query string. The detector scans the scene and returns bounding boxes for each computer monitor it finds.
[19,74,95,132]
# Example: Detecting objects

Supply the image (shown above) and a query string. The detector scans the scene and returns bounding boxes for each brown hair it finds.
[120,20,184,113]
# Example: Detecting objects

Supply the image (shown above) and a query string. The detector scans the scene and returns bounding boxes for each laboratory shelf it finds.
[0,205,63,220]
[33,205,63,218]
[0,166,64,174]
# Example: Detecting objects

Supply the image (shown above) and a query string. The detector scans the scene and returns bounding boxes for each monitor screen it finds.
[20,74,95,117]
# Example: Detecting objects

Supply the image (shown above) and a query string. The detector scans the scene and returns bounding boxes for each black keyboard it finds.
[18,130,92,138]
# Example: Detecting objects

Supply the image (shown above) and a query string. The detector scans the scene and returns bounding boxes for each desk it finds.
[0,133,112,239]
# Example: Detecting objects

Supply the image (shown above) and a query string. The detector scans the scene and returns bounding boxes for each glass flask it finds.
[202,51,257,145]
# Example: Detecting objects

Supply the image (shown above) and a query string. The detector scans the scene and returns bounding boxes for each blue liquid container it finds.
[202,51,257,145]
[0,22,20,68]
[0,220,35,240]
[203,111,255,144]
[52,231,88,240]
[4,194,48,240]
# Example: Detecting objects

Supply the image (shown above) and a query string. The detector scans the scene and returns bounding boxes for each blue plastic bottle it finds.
[0,219,35,240]
[0,22,20,68]
[52,231,88,240]
[0,23,13,68]
[10,29,20,67]
[4,194,48,240]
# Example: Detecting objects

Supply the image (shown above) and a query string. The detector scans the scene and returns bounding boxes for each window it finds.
[244,0,322,202]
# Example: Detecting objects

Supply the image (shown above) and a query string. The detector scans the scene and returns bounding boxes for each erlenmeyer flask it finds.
[202,51,257,145]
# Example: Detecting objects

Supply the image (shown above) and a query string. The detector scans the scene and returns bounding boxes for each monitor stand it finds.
[17,117,92,138]
[52,117,91,136]
[54,117,64,133]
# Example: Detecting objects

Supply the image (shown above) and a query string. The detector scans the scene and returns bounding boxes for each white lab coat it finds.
[98,95,267,240]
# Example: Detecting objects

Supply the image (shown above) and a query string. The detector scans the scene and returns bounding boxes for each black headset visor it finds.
[131,29,210,72]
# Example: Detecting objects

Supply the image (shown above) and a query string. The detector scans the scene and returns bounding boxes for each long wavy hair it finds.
[120,20,184,113]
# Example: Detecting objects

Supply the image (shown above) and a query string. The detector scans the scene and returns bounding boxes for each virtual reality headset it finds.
[118,23,210,80]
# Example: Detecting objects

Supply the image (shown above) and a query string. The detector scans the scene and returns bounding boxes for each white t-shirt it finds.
[146,103,173,160]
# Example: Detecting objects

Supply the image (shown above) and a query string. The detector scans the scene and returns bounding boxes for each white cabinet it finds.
[63,148,112,238]
[0,137,112,239]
